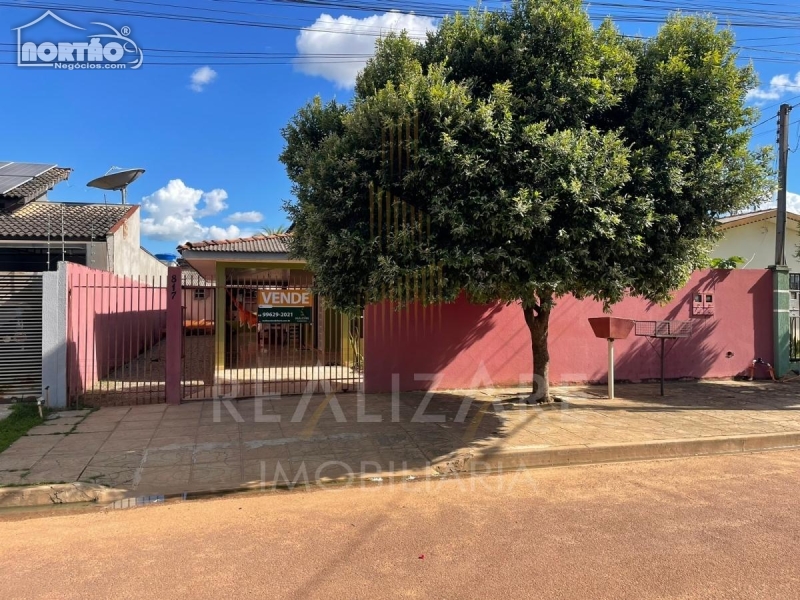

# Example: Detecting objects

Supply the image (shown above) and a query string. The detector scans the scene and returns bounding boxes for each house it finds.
[177,233,362,396]
[713,209,800,273]
[174,228,779,398]
[713,209,800,319]
[0,161,166,278]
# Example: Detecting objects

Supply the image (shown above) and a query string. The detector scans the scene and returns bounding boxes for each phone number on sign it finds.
[261,311,295,318]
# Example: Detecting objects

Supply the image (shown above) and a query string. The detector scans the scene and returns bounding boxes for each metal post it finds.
[660,337,665,397]
[607,338,615,399]
[165,266,182,405]
[775,103,792,266]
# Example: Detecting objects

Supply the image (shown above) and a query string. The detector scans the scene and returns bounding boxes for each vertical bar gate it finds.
[0,272,43,400]
[181,267,363,400]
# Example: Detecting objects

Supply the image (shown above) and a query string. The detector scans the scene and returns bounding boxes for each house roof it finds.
[178,233,292,254]
[0,164,72,205]
[717,208,800,230]
[0,201,135,240]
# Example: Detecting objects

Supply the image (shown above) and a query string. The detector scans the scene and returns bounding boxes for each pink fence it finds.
[67,264,167,402]
[363,269,774,393]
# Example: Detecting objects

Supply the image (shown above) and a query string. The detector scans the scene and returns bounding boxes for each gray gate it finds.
[0,272,43,400]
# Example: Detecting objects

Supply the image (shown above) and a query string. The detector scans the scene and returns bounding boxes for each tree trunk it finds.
[523,297,552,403]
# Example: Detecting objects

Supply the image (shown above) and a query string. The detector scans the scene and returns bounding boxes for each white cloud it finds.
[190,66,218,92]
[197,188,228,217]
[139,179,249,244]
[746,72,800,104]
[226,211,264,223]
[294,11,437,89]
[760,191,800,214]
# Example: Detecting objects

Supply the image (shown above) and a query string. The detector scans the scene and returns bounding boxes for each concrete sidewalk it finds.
[2,380,800,498]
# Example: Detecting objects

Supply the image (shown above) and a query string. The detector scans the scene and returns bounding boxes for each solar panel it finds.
[0,176,33,195]
[0,162,55,177]
[0,162,58,195]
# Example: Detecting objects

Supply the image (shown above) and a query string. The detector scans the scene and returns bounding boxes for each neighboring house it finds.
[713,209,800,272]
[180,259,215,333]
[0,161,166,278]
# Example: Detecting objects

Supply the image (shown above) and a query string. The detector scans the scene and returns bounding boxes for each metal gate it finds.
[182,267,363,400]
[67,271,167,406]
[0,272,43,400]
[181,271,216,400]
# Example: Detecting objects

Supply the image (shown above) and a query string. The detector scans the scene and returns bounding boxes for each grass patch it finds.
[0,404,46,454]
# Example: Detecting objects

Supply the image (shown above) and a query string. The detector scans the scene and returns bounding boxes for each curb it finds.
[446,431,800,473]
[0,482,127,508]
[4,432,800,508]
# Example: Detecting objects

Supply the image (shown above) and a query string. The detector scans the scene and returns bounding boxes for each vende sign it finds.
[257,289,313,324]
[258,289,312,308]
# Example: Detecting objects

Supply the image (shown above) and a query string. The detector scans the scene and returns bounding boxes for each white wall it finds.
[41,262,67,408]
[712,217,800,272]
[184,288,215,322]
[107,209,168,280]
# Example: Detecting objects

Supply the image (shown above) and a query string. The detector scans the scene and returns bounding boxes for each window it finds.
[193,288,207,300]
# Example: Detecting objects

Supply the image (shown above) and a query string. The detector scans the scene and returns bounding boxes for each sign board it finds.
[258,289,313,324]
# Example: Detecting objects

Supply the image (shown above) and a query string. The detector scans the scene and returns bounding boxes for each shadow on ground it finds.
[4,379,800,496]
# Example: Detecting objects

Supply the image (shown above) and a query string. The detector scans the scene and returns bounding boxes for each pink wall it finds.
[364,269,774,393]
[67,264,167,397]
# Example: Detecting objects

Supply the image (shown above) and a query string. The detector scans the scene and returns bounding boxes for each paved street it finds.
[2,380,800,495]
[3,449,800,599]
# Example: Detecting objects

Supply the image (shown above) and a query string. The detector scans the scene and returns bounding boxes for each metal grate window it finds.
[0,272,43,399]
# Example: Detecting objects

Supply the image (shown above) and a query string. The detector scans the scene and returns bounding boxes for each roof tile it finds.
[178,233,291,254]
[0,166,72,204]
[0,201,133,240]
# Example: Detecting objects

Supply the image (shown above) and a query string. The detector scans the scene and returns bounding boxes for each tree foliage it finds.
[280,0,773,398]
[710,256,746,269]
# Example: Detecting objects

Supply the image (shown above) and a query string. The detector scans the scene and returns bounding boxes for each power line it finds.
[0,0,797,69]
[790,118,800,153]
[4,0,800,36]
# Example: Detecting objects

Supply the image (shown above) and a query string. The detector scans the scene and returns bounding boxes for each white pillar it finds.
[607,339,615,400]
[41,262,68,408]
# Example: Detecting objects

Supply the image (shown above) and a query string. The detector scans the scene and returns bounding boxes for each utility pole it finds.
[771,102,793,379]
[775,103,792,266]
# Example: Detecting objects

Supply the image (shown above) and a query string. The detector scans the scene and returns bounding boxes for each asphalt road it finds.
[3,450,800,599]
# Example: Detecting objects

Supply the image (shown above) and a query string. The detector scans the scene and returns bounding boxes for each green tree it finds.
[281,0,772,401]
[710,256,746,269]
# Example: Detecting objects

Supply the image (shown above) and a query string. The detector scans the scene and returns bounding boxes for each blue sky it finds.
[0,0,798,255]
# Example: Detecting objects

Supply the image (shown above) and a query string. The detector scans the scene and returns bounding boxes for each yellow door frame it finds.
[214,260,309,379]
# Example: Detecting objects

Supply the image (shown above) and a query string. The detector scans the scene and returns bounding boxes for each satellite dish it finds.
[87,168,145,204]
